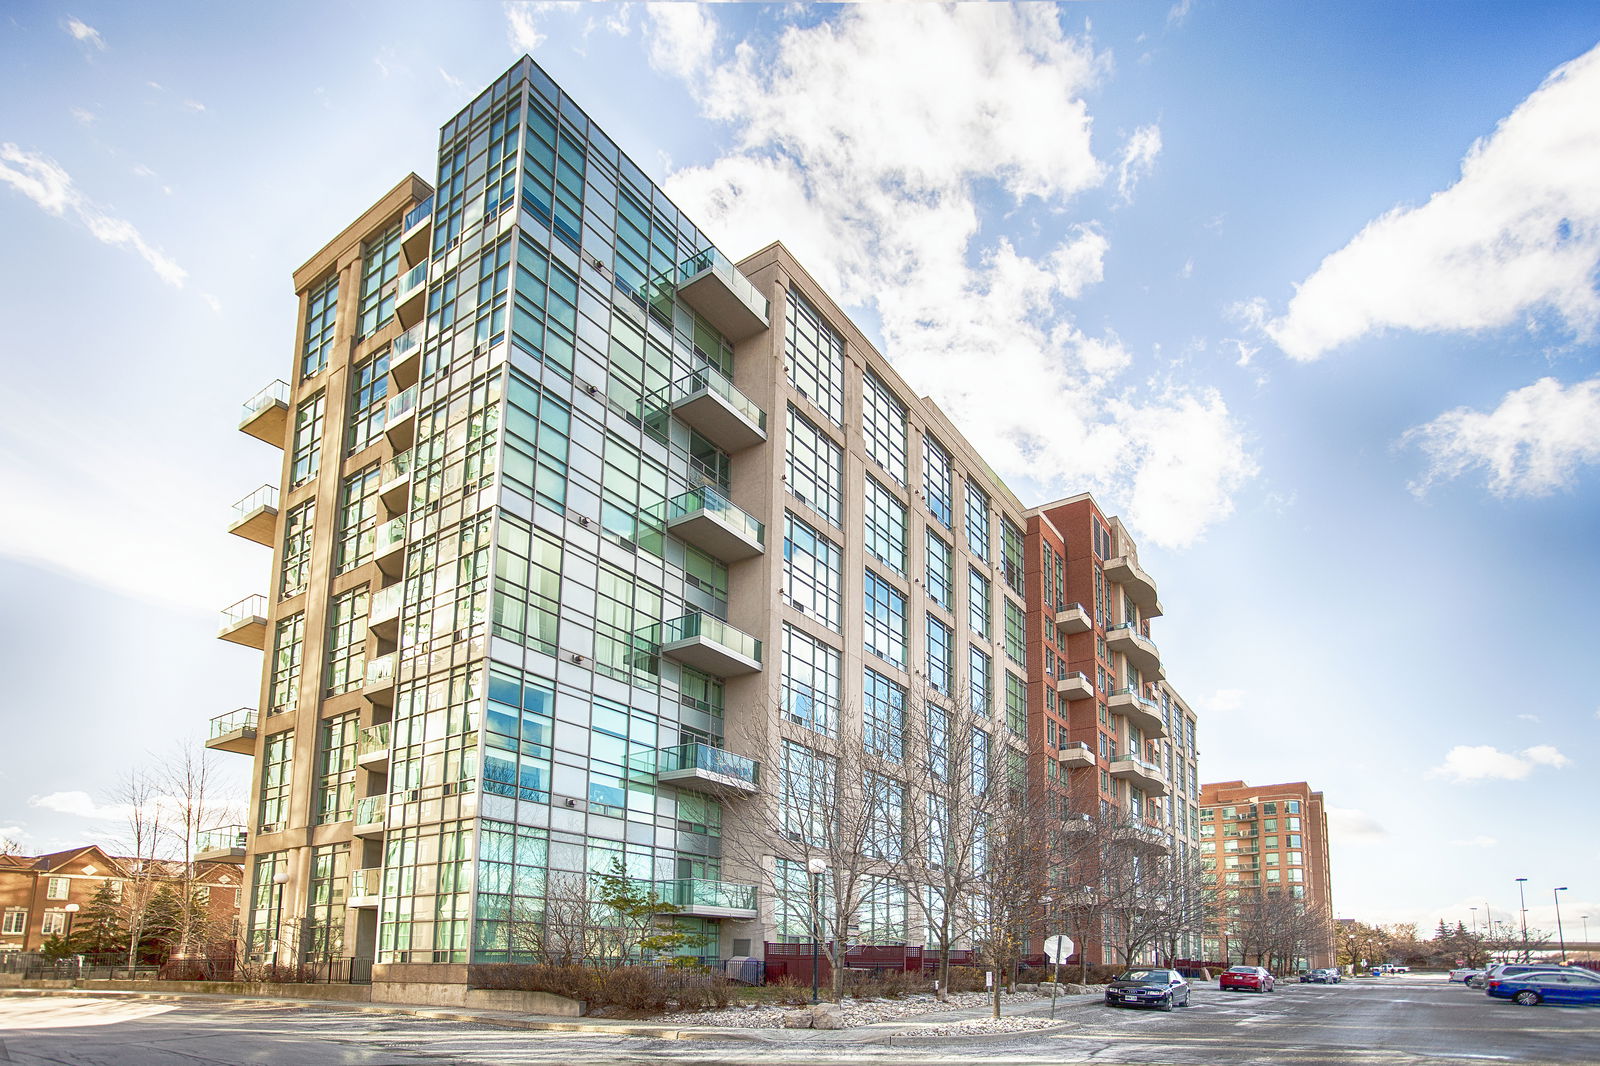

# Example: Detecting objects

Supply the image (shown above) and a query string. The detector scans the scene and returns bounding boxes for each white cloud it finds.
[1117,124,1163,201]
[1167,0,1194,27]
[28,791,130,821]
[1259,42,1600,361]
[654,3,1251,547]
[504,1,581,52]
[1326,807,1387,843]
[0,143,186,287]
[1428,744,1571,783]
[182,99,206,114]
[202,293,222,314]
[439,67,464,89]
[1516,713,1540,723]
[1195,688,1246,713]
[1403,375,1600,496]
[70,106,95,125]
[1452,835,1499,848]
[63,16,106,51]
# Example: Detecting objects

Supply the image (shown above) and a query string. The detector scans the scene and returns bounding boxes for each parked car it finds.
[1487,967,1600,1006]
[1468,964,1569,990]
[1105,968,1192,1011]
[1389,965,1410,973]
[1300,968,1341,984]
[1448,968,1482,983]
[1220,966,1276,993]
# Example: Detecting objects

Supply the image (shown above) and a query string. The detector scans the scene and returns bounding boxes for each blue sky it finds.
[2,1,1597,940]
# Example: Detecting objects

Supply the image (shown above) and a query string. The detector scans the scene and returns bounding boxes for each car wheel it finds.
[1513,991,1541,1006]
[1160,995,1174,1012]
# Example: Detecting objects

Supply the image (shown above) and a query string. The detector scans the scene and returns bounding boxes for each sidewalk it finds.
[0,984,1105,1044]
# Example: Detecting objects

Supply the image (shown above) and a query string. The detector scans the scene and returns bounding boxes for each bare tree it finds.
[156,744,235,957]
[723,702,900,1003]
[112,768,171,968]
[899,685,1010,999]
[507,871,600,964]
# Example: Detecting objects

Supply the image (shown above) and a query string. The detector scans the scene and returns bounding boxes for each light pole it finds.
[807,857,826,1004]
[1515,878,1529,959]
[1469,907,1478,935]
[1553,887,1568,963]
[272,869,290,970]
[1583,915,1590,953]
[62,902,80,949]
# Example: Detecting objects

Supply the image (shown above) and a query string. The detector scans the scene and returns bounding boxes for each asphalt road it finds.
[0,975,1595,1065]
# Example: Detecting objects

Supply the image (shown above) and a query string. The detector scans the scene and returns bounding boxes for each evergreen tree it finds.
[79,880,127,956]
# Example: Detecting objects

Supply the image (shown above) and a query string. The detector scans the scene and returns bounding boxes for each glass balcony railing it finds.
[397,262,428,300]
[240,380,289,423]
[656,877,757,912]
[354,794,385,826]
[665,486,765,546]
[197,825,246,853]
[358,723,390,757]
[364,654,396,689]
[221,595,267,629]
[371,583,403,622]
[383,449,414,484]
[652,742,760,787]
[350,868,382,897]
[231,485,278,521]
[392,324,423,361]
[403,194,434,233]
[1059,671,1092,687]
[676,248,770,323]
[377,516,407,554]
[676,366,766,432]
[652,613,762,664]
[209,708,257,739]
[1057,740,1092,755]
[1111,686,1160,710]
[386,385,417,423]
[1111,752,1162,775]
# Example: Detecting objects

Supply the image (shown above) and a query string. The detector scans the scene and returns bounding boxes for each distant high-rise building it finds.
[1198,780,1334,968]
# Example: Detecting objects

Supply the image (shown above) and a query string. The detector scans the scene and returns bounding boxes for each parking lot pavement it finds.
[1,981,1597,1066]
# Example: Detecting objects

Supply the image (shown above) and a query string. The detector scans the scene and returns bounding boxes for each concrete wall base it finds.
[369,980,581,1016]
[79,980,373,1003]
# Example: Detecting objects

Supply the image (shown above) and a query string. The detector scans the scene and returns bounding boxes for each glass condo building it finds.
[213,56,1201,980]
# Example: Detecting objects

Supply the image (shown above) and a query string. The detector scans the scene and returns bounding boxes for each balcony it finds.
[637,742,760,798]
[369,583,402,641]
[1063,813,1094,834]
[384,385,418,451]
[1106,622,1162,679]
[1104,555,1162,618]
[655,877,758,920]
[363,654,397,706]
[1055,671,1094,701]
[227,485,279,546]
[1124,824,1172,853]
[671,248,770,343]
[1107,688,1167,737]
[1055,602,1092,634]
[379,449,413,515]
[400,194,433,264]
[356,723,390,770]
[353,794,385,837]
[1057,741,1095,769]
[669,366,767,454]
[206,708,258,755]
[664,487,765,563]
[239,380,290,446]
[1109,753,1168,796]
[375,516,407,578]
[347,868,382,908]
[218,596,269,649]
[195,825,247,864]
[651,613,762,677]
[395,262,428,329]
[389,324,424,390]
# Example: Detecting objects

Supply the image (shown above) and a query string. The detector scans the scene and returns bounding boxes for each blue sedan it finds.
[1487,968,1600,1006]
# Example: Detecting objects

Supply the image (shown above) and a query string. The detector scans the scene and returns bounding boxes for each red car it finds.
[1220,966,1276,993]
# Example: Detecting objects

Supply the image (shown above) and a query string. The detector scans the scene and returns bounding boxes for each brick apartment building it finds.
[1199,780,1334,968]
[0,845,243,954]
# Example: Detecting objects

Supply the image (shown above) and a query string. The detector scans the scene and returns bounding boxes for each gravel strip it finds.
[905,1016,1066,1037]
[660,990,1053,1029]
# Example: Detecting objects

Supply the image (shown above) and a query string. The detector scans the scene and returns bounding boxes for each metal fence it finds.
[762,943,978,984]
[0,951,372,986]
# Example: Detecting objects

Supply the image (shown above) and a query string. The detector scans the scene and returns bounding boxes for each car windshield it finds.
[1119,970,1165,982]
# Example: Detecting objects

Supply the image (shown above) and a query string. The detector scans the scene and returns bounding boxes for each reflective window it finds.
[785,406,843,526]
[785,289,844,425]
[864,476,907,576]
[862,370,907,484]
[863,569,907,667]
[781,625,840,737]
[783,512,842,630]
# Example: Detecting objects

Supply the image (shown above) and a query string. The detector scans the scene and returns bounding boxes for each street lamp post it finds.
[807,857,826,1005]
[1469,907,1478,935]
[1553,887,1568,963]
[272,869,290,972]
[62,903,81,977]
[1515,878,1529,960]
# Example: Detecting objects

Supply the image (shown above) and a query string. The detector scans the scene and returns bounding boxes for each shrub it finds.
[465,963,735,1016]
